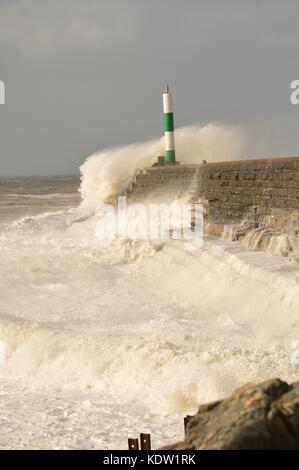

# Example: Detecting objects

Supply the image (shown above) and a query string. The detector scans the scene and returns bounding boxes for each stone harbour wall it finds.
[128,157,299,226]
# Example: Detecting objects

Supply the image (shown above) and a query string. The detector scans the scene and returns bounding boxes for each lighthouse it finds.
[163,85,176,163]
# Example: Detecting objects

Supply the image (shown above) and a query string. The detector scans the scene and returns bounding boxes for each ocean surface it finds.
[0,175,299,449]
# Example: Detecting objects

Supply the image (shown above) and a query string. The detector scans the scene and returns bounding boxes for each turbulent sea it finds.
[0,175,299,450]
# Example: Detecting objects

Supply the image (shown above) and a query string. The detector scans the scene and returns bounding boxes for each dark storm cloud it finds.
[1,0,299,176]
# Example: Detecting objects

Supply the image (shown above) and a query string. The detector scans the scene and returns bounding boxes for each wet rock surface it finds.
[164,379,299,450]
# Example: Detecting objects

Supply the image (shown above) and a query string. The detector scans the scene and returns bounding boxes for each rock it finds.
[163,379,299,450]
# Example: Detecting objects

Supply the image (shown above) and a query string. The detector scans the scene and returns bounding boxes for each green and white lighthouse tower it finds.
[163,85,176,163]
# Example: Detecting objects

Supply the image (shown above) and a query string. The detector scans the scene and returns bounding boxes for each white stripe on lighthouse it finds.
[163,92,173,113]
[165,131,175,150]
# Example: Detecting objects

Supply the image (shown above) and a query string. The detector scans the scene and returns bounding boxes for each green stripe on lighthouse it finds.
[164,112,174,132]
[165,150,176,163]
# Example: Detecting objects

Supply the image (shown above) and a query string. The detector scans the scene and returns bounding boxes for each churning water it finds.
[0,127,299,449]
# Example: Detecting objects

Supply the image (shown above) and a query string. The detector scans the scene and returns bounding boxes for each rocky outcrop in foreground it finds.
[164,379,299,450]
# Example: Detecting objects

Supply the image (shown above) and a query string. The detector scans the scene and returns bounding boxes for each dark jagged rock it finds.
[163,379,299,450]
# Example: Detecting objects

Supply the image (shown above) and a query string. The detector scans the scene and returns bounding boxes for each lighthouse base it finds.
[165,160,180,165]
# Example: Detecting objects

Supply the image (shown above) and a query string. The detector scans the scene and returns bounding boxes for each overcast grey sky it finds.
[1,0,299,176]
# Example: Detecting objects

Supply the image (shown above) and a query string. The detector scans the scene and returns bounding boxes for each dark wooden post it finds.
[140,433,151,450]
[184,415,194,435]
[128,438,139,450]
